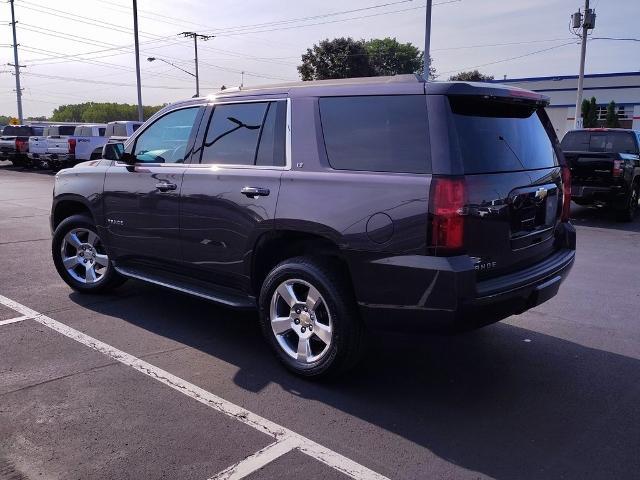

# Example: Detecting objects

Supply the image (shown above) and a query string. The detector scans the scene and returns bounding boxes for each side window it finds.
[319,95,430,173]
[133,108,198,163]
[132,123,141,132]
[200,101,285,166]
[98,128,106,137]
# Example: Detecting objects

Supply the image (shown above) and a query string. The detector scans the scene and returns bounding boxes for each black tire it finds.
[258,256,365,378]
[52,214,125,293]
[617,182,639,222]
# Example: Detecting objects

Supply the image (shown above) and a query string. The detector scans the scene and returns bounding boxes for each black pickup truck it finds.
[0,125,43,167]
[561,128,640,221]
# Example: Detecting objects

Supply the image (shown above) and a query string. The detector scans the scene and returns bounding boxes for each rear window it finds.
[319,95,430,174]
[561,131,638,154]
[3,126,32,136]
[450,97,557,174]
[108,124,128,137]
[31,127,44,136]
[59,126,76,135]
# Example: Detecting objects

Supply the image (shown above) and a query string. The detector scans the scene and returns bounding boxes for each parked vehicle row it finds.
[0,121,142,170]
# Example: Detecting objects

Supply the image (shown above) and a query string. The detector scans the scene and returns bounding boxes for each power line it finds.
[441,41,577,76]
[210,1,462,37]
[20,71,210,90]
[207,0,416,35]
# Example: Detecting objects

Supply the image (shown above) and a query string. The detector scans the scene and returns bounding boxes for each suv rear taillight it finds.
[15,138,27,153]
[68,138,76,155]
[561,166,571,222]
[429,177,466,255]
[612,159,624,177]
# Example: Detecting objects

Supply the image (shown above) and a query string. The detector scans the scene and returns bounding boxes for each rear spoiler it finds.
[425,81,549,107]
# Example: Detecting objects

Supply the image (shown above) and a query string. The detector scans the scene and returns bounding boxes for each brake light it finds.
[429,177,466,255]
[612,159,624,177]
[15,138,27,153]
[68,138,76,155]
[561,166,571,222]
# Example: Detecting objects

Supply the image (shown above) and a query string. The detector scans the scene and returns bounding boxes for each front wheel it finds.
[52,214,125,293]
[259,257,364,378]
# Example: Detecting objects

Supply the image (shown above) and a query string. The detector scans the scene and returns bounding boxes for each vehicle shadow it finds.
[70,284,640,480]
[570,202,640,233]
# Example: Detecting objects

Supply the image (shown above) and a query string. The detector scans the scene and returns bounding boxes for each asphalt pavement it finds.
[1,162,639,480]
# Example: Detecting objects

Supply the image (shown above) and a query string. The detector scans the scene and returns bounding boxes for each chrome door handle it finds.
[155,182,177,192]
[241,186,270,198]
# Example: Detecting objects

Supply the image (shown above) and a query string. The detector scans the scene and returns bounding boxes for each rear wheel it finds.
[52,214,125,293]
[618,182,639,222]
[259,257,364,378]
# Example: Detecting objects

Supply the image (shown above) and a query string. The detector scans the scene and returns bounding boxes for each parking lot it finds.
[1,162,639,480]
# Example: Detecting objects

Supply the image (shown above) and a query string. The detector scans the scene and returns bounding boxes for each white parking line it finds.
[210,438,298,480]
[0,315,30,326]
[0,295,390,480]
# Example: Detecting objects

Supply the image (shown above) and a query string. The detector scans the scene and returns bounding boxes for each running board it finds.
[114,266,256,309]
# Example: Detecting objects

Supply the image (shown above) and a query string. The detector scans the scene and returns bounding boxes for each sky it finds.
[1,0,639,118]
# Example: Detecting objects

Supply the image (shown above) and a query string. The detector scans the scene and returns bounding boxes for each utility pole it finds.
[423,0,433,79]
[132,0,143,121]
[571,0,596,129]
[180,32,213,97]
[9,0,23,123]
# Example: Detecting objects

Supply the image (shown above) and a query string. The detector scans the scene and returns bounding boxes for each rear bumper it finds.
[572,183,627,204]
[355,223,576,333]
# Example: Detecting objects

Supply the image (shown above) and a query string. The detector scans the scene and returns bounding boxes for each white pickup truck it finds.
[47,124,107,171]
[28,125,76,169]
[104,121,143,143]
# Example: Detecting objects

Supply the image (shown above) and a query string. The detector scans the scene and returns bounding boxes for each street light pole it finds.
[9,0,23,123]
[423,0,433,79]
[132,0,143,122]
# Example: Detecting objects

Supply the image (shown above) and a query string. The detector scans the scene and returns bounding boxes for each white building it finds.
[494,71,640,139]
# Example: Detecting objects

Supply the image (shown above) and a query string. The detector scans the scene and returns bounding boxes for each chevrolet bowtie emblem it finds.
[534,187,548,202]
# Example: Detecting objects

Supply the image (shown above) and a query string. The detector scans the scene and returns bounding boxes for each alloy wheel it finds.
[60,228,109,284]
[269,279,333,364]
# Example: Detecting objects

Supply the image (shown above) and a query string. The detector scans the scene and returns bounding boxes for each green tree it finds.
[51,102,164,123]
[605,100,620,128]
[0,115,10,125]
[448,70,494,82]
[365,37,425,77]
[581,96,598,128]
[298,37,374,81]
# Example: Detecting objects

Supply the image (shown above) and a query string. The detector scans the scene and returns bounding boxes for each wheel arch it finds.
[52,195,96,231]
[250,230,354,297]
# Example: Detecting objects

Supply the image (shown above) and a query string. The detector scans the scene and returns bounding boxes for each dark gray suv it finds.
[50,75,576,377]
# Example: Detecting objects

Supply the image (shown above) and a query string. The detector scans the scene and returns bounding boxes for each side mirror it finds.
[102,142,125,161]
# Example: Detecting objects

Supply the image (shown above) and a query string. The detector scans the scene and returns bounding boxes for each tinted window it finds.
[450,97,557,174]
[99,128,106,137]
[133,107,198,163]
[32,127,44,136]
[256,103,286,166]
[132,123,141,132]
[3,126,32,136]
[319,96,429,173]
[201,102,285,166]
[561,131,638,154]
[59,126,76,135]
